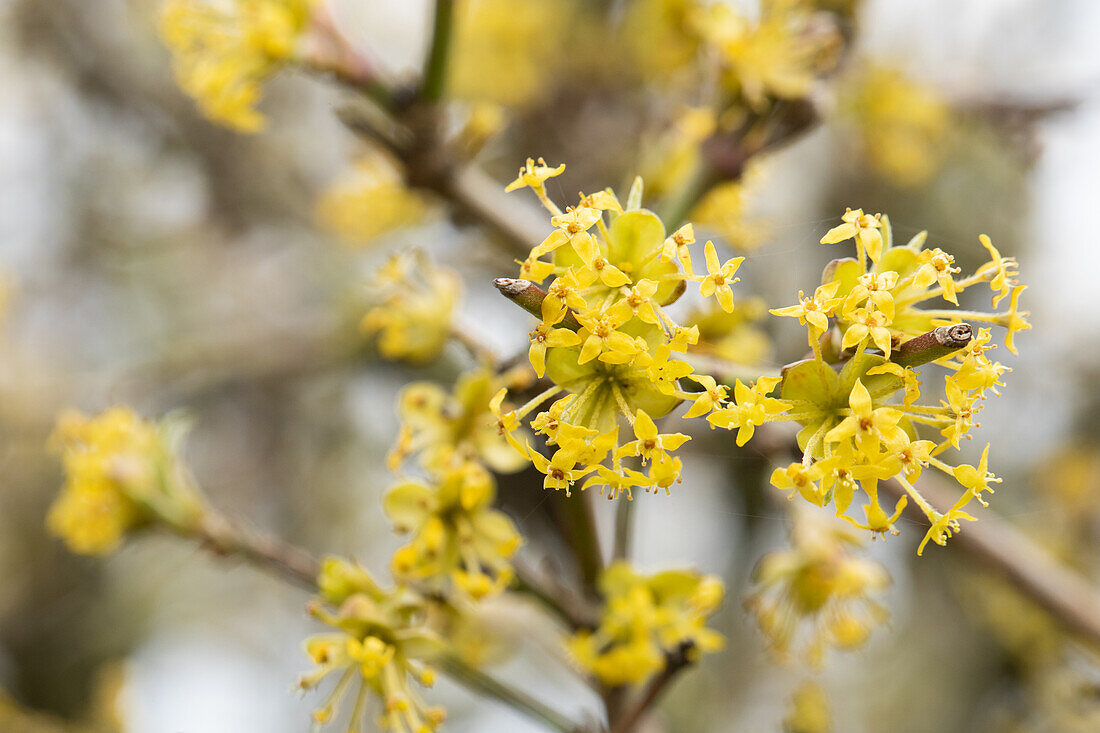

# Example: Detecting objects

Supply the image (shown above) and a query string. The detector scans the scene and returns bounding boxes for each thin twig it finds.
[612,497,633,562]
[609,643,693,733]
[419,0,456,103]
[513,558,599,630]
[879,476,1100,647]
[189,513,588,731]
[437,656,584,733]
[193,512,320,589]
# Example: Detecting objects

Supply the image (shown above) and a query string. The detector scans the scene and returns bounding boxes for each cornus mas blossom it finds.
[493,160,1029,554]
[567,562,725,686]
[160,0,317,131]
[492,160,755,499]
[301,558,446,733]
[746,508,891,667]
[766,209,1027,550]
[47,409,204,554]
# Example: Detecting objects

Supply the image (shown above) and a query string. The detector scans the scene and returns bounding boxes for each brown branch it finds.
[609,642,693,733]
[880,477,1100,647]
[513,558,600,630]
[193,512,320,590]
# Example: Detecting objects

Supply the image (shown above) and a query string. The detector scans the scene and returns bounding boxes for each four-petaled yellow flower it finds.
[697,241,744,313]
[821,208,884,264]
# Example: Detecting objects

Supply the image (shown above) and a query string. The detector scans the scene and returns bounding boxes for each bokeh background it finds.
[2,0,1100,731]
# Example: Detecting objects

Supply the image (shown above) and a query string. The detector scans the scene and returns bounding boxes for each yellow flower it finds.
[841,306,894,357]
[575,301,640,365]
[504,157,566,193]
[770,282,842,345]
[573,223,633,288]
[301,560,445,733]
[621,279,662,325]
[840,65,950,187]
[567,562,724,686]
[1000,285,1030,355]
[528,321,582,378]
[746,508,889,667]
[913,248,960,305]
[844,271,899,321]
[660,223,697,274]
[360,250,460,364]
[682,374,729,419]
[384,462,521,598]
[771,460,834,506]
[824,380,909,456]
[697,240,744,312]
[316,154,429,245]
[160,0,316,131]
[528,446,593,496]
[389,370,530,475]
[695,3,838,108]
[978,234,1019,307]
[617,409,690,464]
[820,208,883,264]
[707,377,788,446]
[46,408,203,555]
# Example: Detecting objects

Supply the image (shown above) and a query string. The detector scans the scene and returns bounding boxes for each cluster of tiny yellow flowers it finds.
[622,0,840,104]
[301,558,446,733]
[317,154,431,246]
[495,158,763,500]
[385,369,530,598]
[746,508,890,667]
[840,65,951,187]
[690,1,840,109]
[567,562,724,686]
[361,250,461,365]
[763,208,1028,551]
[384,461,522,600]
[46,408,203,554]
[159,0,317,131]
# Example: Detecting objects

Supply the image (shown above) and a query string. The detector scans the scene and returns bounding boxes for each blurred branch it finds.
[513,558,599,630]
[192,511,321,589]
[437,656,584,733]
[879,476,1100,648]
[608,642,693,733]
[183,511,588,731]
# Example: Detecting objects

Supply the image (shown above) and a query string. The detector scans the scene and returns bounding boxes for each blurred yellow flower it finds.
[840,65,951,187]
[567,562,724,686]
[316,155,430,246]
[47,408,202,554]
[384,462,521,599]
[360,250,460,364]
[160,0,317,131]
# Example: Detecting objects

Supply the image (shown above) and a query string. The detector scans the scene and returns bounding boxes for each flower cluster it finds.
[46,408,203,554]
[621,0,840,104]
[493,160,770,499]
[384,461,522,599]
[567,562,724,686]
[692,1,840,109]
[385,369,531,598]
[301,557,446,733]
[361,251,461,365]
[160,0,316,131]
[840,65,951,187]
[745,508,889,667]
[317,154,431,246]
[763,209,1028,550]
